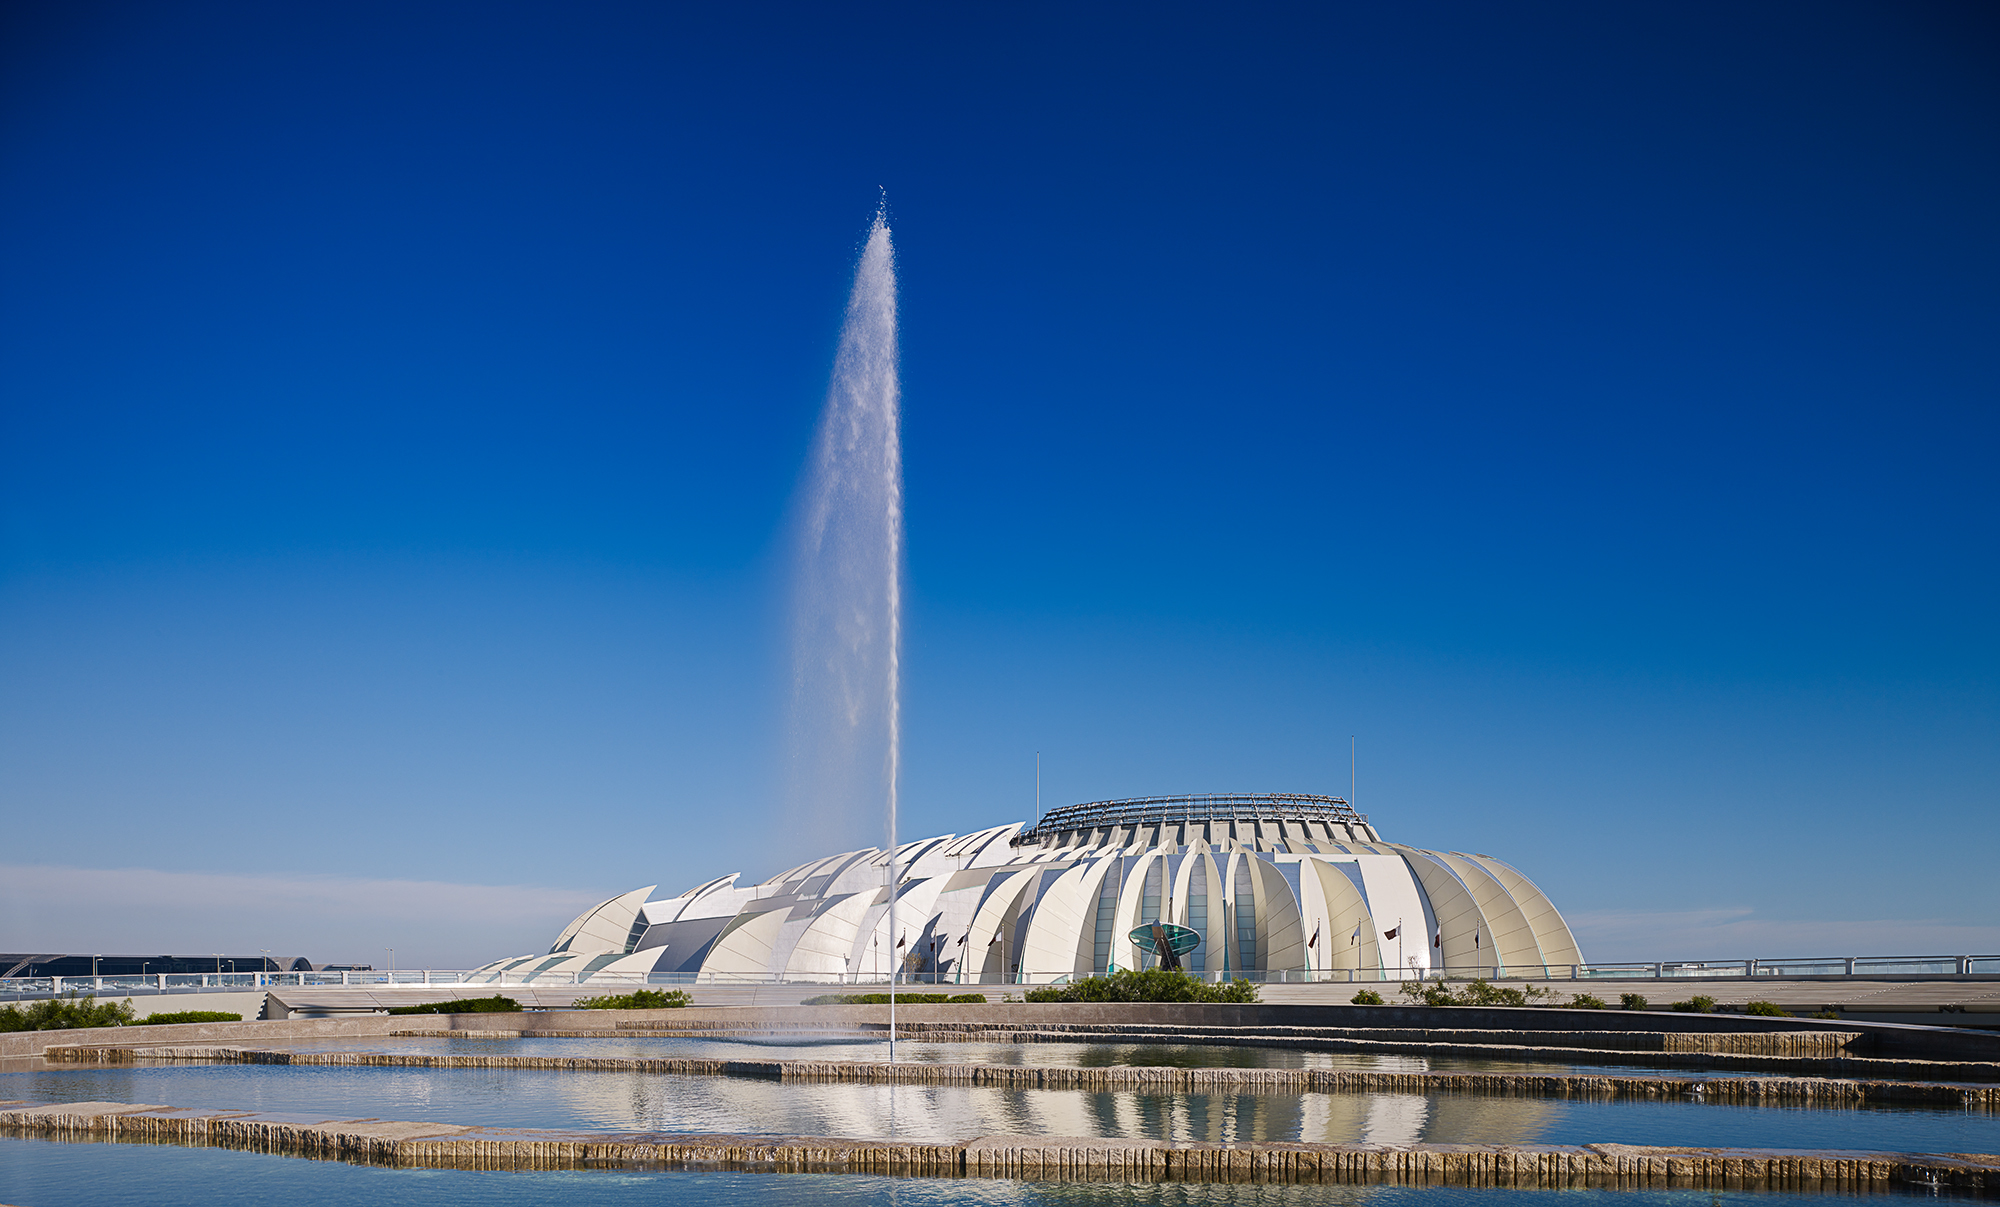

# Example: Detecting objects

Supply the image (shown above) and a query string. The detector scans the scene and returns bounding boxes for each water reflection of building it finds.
[473,795,1581,984]
[530,1063,1556,1149]
[1421,1094,1559,1146]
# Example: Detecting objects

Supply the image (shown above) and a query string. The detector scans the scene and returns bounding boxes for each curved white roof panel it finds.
[484,797,1581,984]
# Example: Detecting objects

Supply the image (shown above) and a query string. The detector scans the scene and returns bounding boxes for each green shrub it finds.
[386,995,522,1015]
[1465,980,1549,1007]
[1350,990,1385,1005]
[1619,993,1650,1011]
[138,1010,241,1025]
[1810,1009,1840,1019]
[0,995,138,1033]
[1024,969,1258,1004]
[1668,995,1717,1014]
[800,992,985,1005]
[1400,977,1458,1006]
[570,989,689,1010]
[1568,993,1607,1009]
[1398,977,1550,1007]
[1742,1000,1789,1017]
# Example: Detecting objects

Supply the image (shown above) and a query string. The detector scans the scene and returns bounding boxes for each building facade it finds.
[470,794,1583,984]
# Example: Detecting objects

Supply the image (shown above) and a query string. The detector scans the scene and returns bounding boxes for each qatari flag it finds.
[1383,926,1400,941]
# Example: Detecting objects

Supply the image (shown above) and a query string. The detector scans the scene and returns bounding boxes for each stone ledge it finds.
[3,1101,1996,1188]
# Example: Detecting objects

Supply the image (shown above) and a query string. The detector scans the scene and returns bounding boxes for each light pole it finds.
[388,948,395,979]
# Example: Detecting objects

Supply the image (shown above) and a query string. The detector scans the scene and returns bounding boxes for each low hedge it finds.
[1399,978,1552,1008]
[1026,969,1257,1004]
[137,1010,241,1025]
[385,995,522,1015]
[800,992,986,1005]
[0,995,136,1032]
[571,989,689,1010]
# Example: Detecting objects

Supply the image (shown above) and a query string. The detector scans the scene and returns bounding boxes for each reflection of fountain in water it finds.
[1424,1093,1559,1146]
[1359,1093,1431,1146]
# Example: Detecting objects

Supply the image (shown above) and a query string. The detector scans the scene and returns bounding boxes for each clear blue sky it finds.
[2,2,1994,967]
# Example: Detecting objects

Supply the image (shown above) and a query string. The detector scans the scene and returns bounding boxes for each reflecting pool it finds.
[274,1032,1709,1077]
[3,1059,1995,1153]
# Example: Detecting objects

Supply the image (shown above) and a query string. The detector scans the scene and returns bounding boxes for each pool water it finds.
[3,1059,1995,1153]
[276,1032,1711,1078]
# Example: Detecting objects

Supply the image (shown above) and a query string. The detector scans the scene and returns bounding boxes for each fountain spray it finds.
[794,200,902,1062]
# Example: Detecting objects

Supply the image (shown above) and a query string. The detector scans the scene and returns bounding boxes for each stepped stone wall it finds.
[2,1101,1995,1190]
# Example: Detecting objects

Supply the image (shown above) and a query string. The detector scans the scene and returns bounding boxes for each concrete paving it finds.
[256,976,2000,1020]
[21,975,1999,1027]
[1260,977,2000,1024]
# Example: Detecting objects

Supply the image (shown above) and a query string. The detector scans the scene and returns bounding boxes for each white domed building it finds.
[468,794,1583,986]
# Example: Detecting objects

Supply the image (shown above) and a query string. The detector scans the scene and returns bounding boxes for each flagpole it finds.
[888,849,897,1063]
[1115,849,1125,973]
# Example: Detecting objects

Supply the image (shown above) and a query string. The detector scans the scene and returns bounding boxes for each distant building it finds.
[0,955,359,977]
[468,794,1583,983]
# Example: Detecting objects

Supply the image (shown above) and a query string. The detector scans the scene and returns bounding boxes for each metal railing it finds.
[1015,793,1365,844]
[1569,955,2000,979]
[4,953,1996,1002]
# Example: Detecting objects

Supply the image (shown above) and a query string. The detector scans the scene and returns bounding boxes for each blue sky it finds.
[2,2,1994,967]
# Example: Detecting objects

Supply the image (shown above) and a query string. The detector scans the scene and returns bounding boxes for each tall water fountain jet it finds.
[788,207,902,1050]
